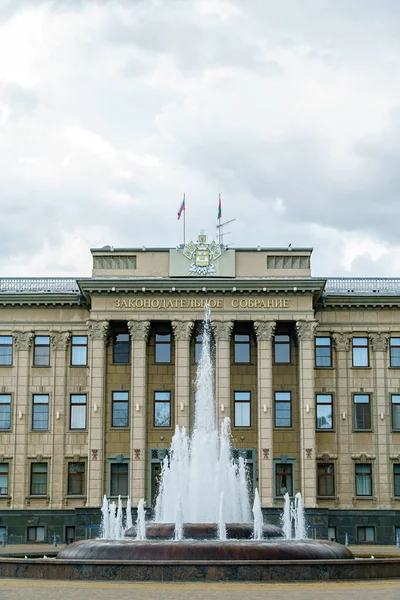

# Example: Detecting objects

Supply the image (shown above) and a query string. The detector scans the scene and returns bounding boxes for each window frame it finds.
[390,337,400,368]
[352,336,369,368]
[70,394,87,430]
[353,394,372,431]
[394,464,400,497]
[0,394,11,431]
[233,333,251,364]
[27,525,46,543]
[71,335,88,366]
[273,334,291,364]
[0,335,13,367]
[33,335,51,367]
[67,462,86,496]
[109,461,129,497]
[155,330,172,364]
[112,332,130,364]
[391,395,400,432]
[274,391,292,428]
[316,394,334,430]
[317,463,335,497]
[154,391,172,428]
[274,459,295,498]
[30,462,48,496]
[355,463,373,497]
[315,336,332,368]
[0,463,9,496]
[111,391,129,428]
[357,526,375,543]
[32,394,49,431]
[233,391,251,428]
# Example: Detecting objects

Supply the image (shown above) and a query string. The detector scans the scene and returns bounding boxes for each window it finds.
[70,394,87,430]
[316,394,333,430]
[354,394,371,431]
[0,526,6,543]
[355,464,372,496]
[234,392,251,427]
[32,395,49,430]
[0,336,12,366]
[68,462,85,495]
[71,336,88,366]
[317,463,335,496]
[394,465,400,497]
[33,335,50,367]
[155,332,171,363]
[27,526,45,542]
[352,337,369,367]
[390,338,400,367]
[274,392,292,428]
[30,463,48,495]
[195,333,203,363]
[113,332,130,364]
[357,526,375,542]
[0,395,11,430]
[396,527,400,544]
[274,334,290,364]
[110,463,128,496]
[112,392,129,427]
[234,334,250,363]
[0,464,8,496]
[275,463,293,496]
[154,391,171,427]
[315,337,332,367]
[328,526,337,542]
[391,395,400,431]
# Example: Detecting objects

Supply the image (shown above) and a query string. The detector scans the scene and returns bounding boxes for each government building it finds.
[0,235,399,545]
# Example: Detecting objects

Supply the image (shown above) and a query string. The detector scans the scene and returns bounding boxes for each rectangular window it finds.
[234,392,251,427]
[316,394,333,430]
[113,333,130,364]
[112,391,129,427]
[30,463,48,496]
[317,463,335,496]
[274,335,291,363]
[315,337,332,367]
[32,395,49,430]
[390,338,400,367]
[391,395,400,431]
[275,392,292,428]
[154,391,171,427]
[195,333,203,363]
[110,463,128,496]
[0,395,11,430]
[352,337,369,367]
[70,394,87,430]
[155,332,171,363]
[354,394,371,431]
[0,336,12,366]
[355,464,372,496]
[71,336,88,366]
[27,526,45,542]
[234,334,250,363]
[394,465,400,497]
[275,463,293,496]
[357,526,375,542]
[67,462,85,495]
[33,335,50,367]
[0,464,9,496]
[0,526,6,543]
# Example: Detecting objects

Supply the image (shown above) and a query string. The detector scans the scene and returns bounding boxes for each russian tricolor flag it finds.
[177,198,185,220]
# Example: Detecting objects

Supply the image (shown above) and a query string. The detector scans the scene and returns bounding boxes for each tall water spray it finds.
[252,488,263,540]
[154,304,252,524]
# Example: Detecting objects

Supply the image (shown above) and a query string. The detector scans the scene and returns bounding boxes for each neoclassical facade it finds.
[0,239,399,544]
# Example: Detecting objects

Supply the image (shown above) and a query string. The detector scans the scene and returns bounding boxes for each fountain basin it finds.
[57,538,353,562]
[125,522,283,540]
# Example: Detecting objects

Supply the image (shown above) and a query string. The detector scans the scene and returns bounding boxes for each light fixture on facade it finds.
[263,405,267,413]
[56,411,60,420]
[220,404,225,412]
[306,404,310,413]
[18,410,23,419]
[380,412,385,420]
[93,404,98,412]
[136,403,140,412]
[180,403,184,411]
[142,287,146,292]
[342,411,346,420]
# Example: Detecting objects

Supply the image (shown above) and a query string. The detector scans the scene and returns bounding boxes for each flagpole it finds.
[183,193,186,246]
[218,193,221,244]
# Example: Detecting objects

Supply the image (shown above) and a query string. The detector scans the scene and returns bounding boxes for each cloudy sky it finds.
[1,0,400,278]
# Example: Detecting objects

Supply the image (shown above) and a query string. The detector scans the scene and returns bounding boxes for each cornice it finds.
[319,295,400,309]
[0,293,83,307]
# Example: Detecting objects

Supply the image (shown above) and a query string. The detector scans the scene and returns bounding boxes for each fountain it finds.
[58,305,352,564]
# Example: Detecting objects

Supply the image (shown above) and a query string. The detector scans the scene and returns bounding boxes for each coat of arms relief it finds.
[183,232,223,275]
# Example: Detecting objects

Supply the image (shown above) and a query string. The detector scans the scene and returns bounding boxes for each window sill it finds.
[110,427,130,431]
[317,496,338,500]
[0,365,13,368]
[315,366,334,370]
[316,429,336,433]
[351,366,371,370]
[32,366,51,369]
[30,430,50,433]
[66,494,87,499]
[69,365,88,368]
[68,430,88,433]
[112,362,131,366]
[353,430,373,433]
[353,496,376,500]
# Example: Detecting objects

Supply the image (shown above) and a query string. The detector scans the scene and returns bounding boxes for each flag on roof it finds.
[177,197,185,220]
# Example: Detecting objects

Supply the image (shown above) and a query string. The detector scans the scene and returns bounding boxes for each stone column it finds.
[50,332,71,508]
[254,321,276,507]
[86,320,109,507]
[13,332,33,508]
[296,320,318,508]
[370,333,389,507]
[128,320,150,505]
[332,333,352,507]
[212,321,233,428]
[172,320,194,430]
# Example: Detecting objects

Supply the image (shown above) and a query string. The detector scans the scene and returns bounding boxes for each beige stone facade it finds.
[1,240,400,543]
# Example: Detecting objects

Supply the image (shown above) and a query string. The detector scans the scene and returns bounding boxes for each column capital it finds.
[171,320,194,341]
[212,320,233,341]
[370,332,389,352]
[86,320,109,341]
[128,320,151,342]
[254,321,276,341]
[295,320,318,342]
[14,331,34,351]
[51,332,71,350]
[331,332,351,352]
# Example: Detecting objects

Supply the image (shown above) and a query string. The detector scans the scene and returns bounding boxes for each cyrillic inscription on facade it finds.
[114,297,290,310]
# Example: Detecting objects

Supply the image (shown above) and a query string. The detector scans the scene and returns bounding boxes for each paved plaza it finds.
[0,580,400,600]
